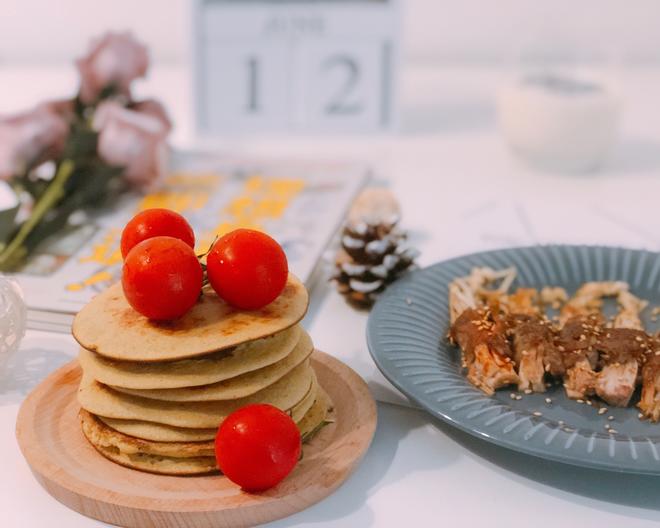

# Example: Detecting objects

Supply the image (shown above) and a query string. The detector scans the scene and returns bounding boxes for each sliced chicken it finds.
[450,308,518,395]
[468,343,519,395]
[593,328,651,406]
[564,358,598,399]
[507,315,559,392]
[639,350,660,421]
[595,361,638,407]
[556,315,603,399]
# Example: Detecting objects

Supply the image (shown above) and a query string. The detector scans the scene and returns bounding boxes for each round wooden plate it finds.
[16,351,377,528]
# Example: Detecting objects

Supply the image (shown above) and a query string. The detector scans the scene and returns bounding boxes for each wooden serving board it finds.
[16,351,377,528]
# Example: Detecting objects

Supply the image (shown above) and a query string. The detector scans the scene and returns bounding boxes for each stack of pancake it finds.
[72,274,331,476]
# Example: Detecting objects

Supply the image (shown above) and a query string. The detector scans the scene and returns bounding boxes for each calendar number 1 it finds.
[246,56,260,113]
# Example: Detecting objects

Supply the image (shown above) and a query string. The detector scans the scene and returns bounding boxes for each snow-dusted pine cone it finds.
[332,218,418,309]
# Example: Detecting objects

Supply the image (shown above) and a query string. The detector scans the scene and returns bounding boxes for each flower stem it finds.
[0,159,75,271]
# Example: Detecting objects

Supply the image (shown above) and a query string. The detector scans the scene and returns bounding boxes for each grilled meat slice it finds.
[508,315,560,392]
[557,315,603,399]
[639,346,660,421]
[468,343,519,395]
[595,361,638,407]
[594,329,652,407]
[564,358,598,399]
[450,308,518,395]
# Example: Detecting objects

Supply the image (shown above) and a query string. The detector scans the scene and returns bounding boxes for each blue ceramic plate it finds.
[367,246,660,473]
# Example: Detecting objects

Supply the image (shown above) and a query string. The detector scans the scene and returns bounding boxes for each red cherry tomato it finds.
[215,404,301,491]
[120,208,195,259]
[122,236,203,320]
[206,229,288,310]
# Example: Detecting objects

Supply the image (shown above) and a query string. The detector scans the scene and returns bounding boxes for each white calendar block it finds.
[193,0,400,135]
[202,42,290,133]
[300,41,387,132]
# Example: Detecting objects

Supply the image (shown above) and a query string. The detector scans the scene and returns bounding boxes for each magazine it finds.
[14,151,369,332]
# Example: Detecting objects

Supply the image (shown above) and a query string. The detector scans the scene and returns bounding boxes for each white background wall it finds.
[2,0,660,66]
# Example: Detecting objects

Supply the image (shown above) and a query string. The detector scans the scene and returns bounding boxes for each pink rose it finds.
[93,101,169,190]
[76,32,148,104]
[0,105,69,180]
[129,99,172,135]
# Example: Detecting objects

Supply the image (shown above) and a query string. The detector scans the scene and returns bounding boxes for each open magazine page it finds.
[13,151,368,331]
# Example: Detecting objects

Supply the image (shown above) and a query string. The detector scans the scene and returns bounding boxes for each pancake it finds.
[80,410,215,458]
[298,388,332,438]
[78,325,302,390]
[110,331,313,401]
[78,361,314,429]
[72,273,308,362]
[81,385,329,476]
[98,373,319,442]
[98,419,218,443]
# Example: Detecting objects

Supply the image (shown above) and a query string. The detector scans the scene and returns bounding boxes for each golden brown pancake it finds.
[72,274,308,362]
[78,325,302,390]
[78,361,315,429]
[81,410,217,475]
[110,331,313,401]
[97,373,319,442]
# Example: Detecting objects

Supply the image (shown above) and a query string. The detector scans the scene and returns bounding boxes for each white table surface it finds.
[2,62,660,527]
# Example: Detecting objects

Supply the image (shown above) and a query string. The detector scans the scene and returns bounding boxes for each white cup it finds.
[498,73,622,173]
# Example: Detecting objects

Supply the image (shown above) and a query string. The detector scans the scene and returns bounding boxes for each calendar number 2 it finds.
[323,55,363,115]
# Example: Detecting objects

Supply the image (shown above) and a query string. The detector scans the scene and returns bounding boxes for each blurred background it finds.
[2,0,660,273]
[5,0,660,66]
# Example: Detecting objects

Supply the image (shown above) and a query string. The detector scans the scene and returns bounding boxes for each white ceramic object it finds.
[497,73,622,173]
[0,277,26,369]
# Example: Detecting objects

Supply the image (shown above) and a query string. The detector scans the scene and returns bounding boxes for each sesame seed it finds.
[533,411,543,417]
[604,424,610,429]
[510,393,517,400]
[636,336,643,342]
[609,429,618,434]
[524,389,533,395]
[598,408,608,415]
[638,413,644,419]
[515,394,522,400]
[577,399,585,404]
[608,415,615,421]
[405,297,413,305]
[545,397,552,404]
[558,420,565,426]
[558,346,566,352]
[586,400,593,406]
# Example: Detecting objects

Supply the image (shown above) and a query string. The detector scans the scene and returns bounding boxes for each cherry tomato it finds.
[206,229,288,310]
[122,236,203,320]
[120,208,195,259]
[215,404,301,491]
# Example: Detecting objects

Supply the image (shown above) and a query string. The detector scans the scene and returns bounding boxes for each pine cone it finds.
[332,218,418,309]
